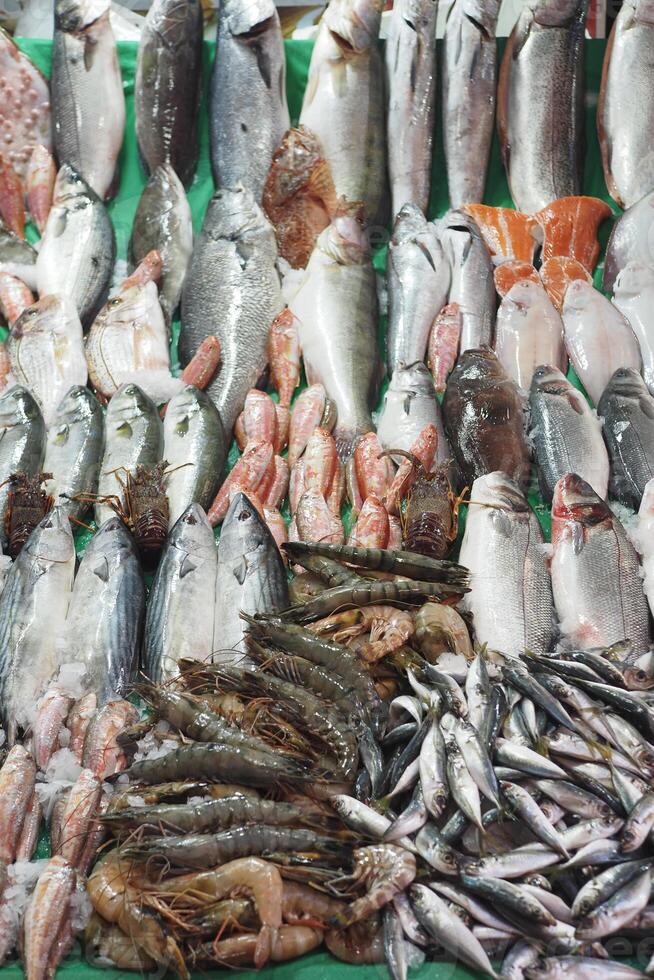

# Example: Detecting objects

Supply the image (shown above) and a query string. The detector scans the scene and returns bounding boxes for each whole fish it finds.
[377,362,449,464]
[385,0,437,216]
[0,29,51,185]
[612,262,654,394]
[639,478,654,619]
[603,191,654,293]
[597,368,654,510]
[598,0,654,209]
[299,0,387,225]
[180,186,282,438]
[129,164,194,327]
[439,210,495,353]
[0,219,37,288]
[143,504,217,684]
[411,885,499,978]
[494,279,566,390]
[525,957,648,980]
[163,385,226,527]
[63,517,145,703]
[35,165,116,328]
[443,348,530,488]
[214,492,289,659]
[497,0,588,213]
[95,383,163,527]
[551,473,650,650]
[459,472,554,658]
[43,385,104,522]
[51,0,125,199]
[209,0,289,201]
[529,365,609,502]
[0,386,45,547]
[442,0,500,208]
[386,204,450,376]
[561,279,641,405]
[288,213,380,459]
[135,0,203,187]
[0,508,75,742]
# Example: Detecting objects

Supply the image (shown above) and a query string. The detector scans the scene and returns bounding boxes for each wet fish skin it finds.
[598,368,654,510]
[439,210,495,353]
[603,191,654,293]
[410,884,499,978]
[135,0,203,187]
[0,219,37,287]
[612,262,654,395]
[575,868,652,941]
[494,279,566,390]
[44,385,104,522]
[525,956,648,980]
[376,362,449,465]
[638,478,654,620]
[0,386,45,547]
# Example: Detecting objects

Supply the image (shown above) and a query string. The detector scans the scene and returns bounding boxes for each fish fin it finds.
[179,554,199,578]
[334,427,360,462]
[233,556,248,585]
[92,556,110,582]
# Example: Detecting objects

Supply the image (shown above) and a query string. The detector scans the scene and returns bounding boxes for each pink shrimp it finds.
[427,303,462,393]
[333,846,417,926]
[268,308,301,407]
[317,606,415,662]
[208,441,274,526]
[348,495,389,549]
[26,145,55,235]
[199,926,323,967]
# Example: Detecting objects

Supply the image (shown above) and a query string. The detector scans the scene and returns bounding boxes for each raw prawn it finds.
[314,606,415,663]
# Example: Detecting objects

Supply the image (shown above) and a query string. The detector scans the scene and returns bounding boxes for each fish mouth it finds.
[324,0,383,52]
[55,0,109,33]
[604,367,647,400]
[472,471,528,512]
[530,365,570,395]
[552,473,609,524]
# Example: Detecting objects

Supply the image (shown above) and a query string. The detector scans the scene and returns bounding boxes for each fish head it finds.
[56,385,101,423]
[635,0,654,25]
[458,0,501,34]
[169,503,216,558]
[454,346,504,383]
[55,0,110,31]
[220,0,277,37]
[0,384,42,427]
[551,474,610,528]
[53,164,97,207]
[324,0,384,53]
[530,364,570,397]
[24,506,75,562]
[318,211,370,265]
[92,514,139,561]
[528,0,588,28]
[148,0,201,41]
[208,185,275,248]
[265,126,325,201]
[561,277,596,315]
[220,491,270,558]
[469,471,528,514]
[391,203,429,245]
[0,218,37,264]
[600,366,650,407]
[614,260,654,299]
[11,293,67,338]
[389,361,435,396]
[110,383,158,424]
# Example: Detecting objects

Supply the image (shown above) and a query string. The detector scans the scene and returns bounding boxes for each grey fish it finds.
[439,210,495,352]
[0,387,45,547]
[0,219,37,289]
[442,0,500,208]
[384,0,437,217]
[459,875,556,927]
[572,859,653,919]
[163,385,226,527]
[497,0,588,213]
[129,164,194,327]
[597,368,654,510]
[410,884,499,978]
[51,0,125,199]
[502,939,541,980]
[575,868,652,940]
[525,957,648,980]
[0,509,75,742]
[180,186,282,438]
[35,164,116,328]
[376,362,449,465]
[535,779,612,819]
[210,0,289,201]
[135,0,203,187]
[95,384,163,527]
[501,781,569,858]
[143,504,217,684]
[214,492,289,661]
[386,204,450,376]
[63,517,145,703]
[44,385,104,523]
[603,190,654,293]
[382,904,408,980]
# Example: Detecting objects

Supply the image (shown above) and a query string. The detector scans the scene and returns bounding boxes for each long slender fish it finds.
[439,210,495,353]
[598,368,654,511]
[442,0,500,208]
[0,387,45,547]
[612,263,654,395]
[497,0,588,213]
[603,191,654,293]
[44,386,104,522]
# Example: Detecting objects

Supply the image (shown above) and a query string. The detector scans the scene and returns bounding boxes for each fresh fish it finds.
[299,0,387,225]
[442,0,500,208]
[385,0,437,216]
[551,473,650,650]
[561,279,641,405]
[494,279,566,390]
[95,383,163,527]
[411,884,499,978]
[497,0,587,213]
[135,0,203,187]
[0,508,75,741]
[63,517,145,703]
[143,504,217,684]
[638,478,654,619]
[0,386,45,547]
[43,385,104,522]
[612,263,654,395]
[376,362,449,465]
[0,28,51,185]
[529,365,609,502]
[603,191,654,293]
[51,0,125,199]
[129,164,194,327]
[443,348,530,488]
[35,165,116,328]
[459,472,554,657]
[575,868,652,940]
[214,492,289,660]
[180,186,283,438]
[525,957,648,980]
[210,0,289,201]
[597,368,654,510]
[287,213,380,459]
[598,0,654,209]
[386,204,450,376]
[163,385,226,527]
[439,210,495,353]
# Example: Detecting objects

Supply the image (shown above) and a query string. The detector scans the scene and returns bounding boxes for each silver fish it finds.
[501,781,569,857]
[575,869,652,940]
[603,191,654,293]
[612,262,654,395]
[0,220,37,289]
[385,0,437,217]
[502,939,541,980]
[210,0,289,202]
[411,884,499,978]
[598,368,654,510]
[525,957,648,980]
[439,210,495,352]
[442,0,500,208]
[497,0,588,213]
[180,185,282,438]
[494,279,566,391]
[44,385,104,522]
[51,0,125,200]
[376,362,449,465]
[143,504,217,684]
[0,387,45,547]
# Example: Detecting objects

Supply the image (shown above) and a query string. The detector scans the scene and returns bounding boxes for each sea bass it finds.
[612,263,654,394]
[43,386,104,523]
[0,386,45,547]
[597,368,654,510]
[603,191,654,293]
[439,210,495,353]
[377,362,449,466]
[494,278,566,390]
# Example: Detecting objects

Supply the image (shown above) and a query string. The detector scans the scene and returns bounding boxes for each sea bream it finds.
[439,210,495,353]
[597,368,654,510]
[0,386,45,547]
[43,386,104,523]
[494,278,566,390]
[612,263,654,394]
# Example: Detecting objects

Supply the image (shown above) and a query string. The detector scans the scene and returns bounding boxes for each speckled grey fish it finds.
[0,387,45,548]
[210,0,289,201]
[143,504,217,684]
[135,0,203,187]
[442,0,500,208]
[597,368,654,510]
[376,361,450,466]
[43,385,104,523]
[385,0,437,217]
[163,385,226,527]
[63,517,145,703]
[95,383,163,527]
[603,190,654,292]
[180,186,282,438]
[129,165,193,328]
[497,0,588,213]
[439,210,495,352]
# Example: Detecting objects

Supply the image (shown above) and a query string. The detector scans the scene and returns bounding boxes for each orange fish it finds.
[535,196,612,273]
[494,260,540,298]
[540,256,591,312]
[463,204,538,263]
